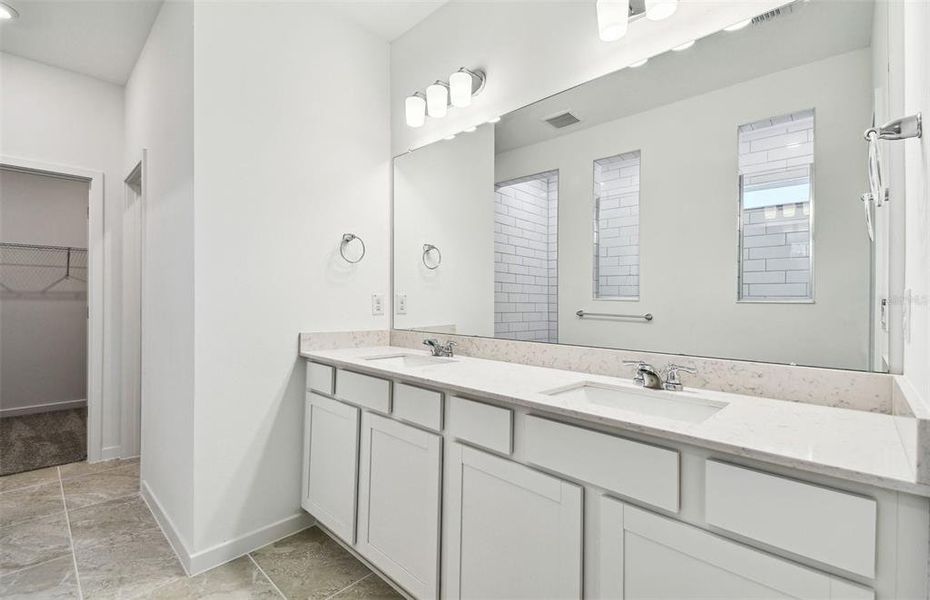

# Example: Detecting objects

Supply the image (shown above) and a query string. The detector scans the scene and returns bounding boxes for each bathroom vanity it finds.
[299,347,929,600]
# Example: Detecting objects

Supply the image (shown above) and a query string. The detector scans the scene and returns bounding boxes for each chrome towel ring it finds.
[422,243,441,270]
[340,233,366,264]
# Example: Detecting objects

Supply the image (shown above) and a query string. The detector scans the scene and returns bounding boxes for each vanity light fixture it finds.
[405,92,427,128]
[0,1,18,19]
[644,0,678,21]
[630,58,649,68]
[724,18,752,31]
[426,81,449,118]
[672,39,695,51]
[449,68,486,108]
[596,0,630,42]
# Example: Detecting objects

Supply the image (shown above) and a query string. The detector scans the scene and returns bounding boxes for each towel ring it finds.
[422,243,441,270]
[340,233,366,264]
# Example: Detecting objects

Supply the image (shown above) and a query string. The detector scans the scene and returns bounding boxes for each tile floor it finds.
[0,459,402,599]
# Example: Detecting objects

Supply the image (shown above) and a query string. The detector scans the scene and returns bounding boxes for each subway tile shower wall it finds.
[494,172,559,342]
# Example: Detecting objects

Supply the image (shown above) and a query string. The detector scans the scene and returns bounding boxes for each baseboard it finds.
[0,399,86,418]
[187,511,314,575]
[140,480,194,575]
[140,479,314,577]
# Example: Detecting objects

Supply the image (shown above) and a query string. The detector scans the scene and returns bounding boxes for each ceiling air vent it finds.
[544,111,581,129]
[752,2,798,25]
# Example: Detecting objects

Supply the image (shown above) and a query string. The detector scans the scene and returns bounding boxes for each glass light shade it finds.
[405,94,426,128]
[426,83,448,118]
[449,71,473,108]
[645,0,678,21]
[0,2,17,19]
[596,0,629,42]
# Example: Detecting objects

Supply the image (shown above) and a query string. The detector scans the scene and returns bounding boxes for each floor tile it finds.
[0,481,65,528]
[250,528,371,600]
[58,458,139,481]
[68,495,158,552]
[331,573,404,599]
[0,466,60,494]
[75,526,184,600]
[148,556,281,599]
[61,462,140,511]
[0,512,72,577]
[0,555,80,599]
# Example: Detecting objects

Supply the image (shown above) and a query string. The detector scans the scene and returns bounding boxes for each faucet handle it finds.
[663,364,696,391]
[623,360,653,386]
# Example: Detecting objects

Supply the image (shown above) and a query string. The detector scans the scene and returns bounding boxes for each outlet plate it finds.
[372,294,384,316]
[395,294,407,315]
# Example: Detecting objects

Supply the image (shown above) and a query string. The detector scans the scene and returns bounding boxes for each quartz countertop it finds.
[301,345,928,497]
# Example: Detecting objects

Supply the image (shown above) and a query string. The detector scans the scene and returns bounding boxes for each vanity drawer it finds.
[524,415,679,512]
[393,383,442,432]
[335,369,391,414]
[447,396,512,454]
[307,362,335,395]
[705,461,877,578]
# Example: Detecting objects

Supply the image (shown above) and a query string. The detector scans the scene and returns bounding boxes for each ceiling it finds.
[325,0,448,42]
[0,0,163,85]
[496,0,875,153]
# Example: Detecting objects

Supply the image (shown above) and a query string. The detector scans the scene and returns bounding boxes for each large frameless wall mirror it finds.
[393,0,899,372]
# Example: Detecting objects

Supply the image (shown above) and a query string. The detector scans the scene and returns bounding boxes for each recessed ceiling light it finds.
[629,58,649,68]
[487,116,501,124]
[0,2,19,20]
[672,40,695,51]
[724,19,752,32]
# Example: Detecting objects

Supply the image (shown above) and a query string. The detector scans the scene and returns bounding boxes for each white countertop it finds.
[301,345,928,496]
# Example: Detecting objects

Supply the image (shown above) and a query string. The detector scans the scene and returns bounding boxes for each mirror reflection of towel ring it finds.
[422,243,441,270]
[340,233,366,264]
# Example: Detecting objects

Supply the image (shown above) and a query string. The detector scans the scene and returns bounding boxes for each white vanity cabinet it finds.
[445,443,583,599]
[598,495,873,600]
[302,392,360,543]
[357,412,442,599]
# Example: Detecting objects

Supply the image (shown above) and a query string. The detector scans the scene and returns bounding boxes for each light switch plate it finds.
[371,294,384,316]
[395,294,407,315]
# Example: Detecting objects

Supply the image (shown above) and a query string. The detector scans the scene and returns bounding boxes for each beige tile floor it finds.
[0,459,402,599]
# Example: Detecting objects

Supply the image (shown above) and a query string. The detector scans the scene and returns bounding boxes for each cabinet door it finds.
[357,413,442,599]
[302,393,360,543]
[445,443,583,599]
[598,496,873,600]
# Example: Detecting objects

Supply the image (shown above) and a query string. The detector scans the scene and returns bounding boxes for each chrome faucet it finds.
[663,364,696,391]
[623,360,696,391]
[423,338,457,357]
[623,360,663,390]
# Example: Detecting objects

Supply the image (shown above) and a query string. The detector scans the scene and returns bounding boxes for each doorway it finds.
[0,167,91,474]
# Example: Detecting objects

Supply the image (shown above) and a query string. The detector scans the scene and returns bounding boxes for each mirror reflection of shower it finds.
[494,171,559,343]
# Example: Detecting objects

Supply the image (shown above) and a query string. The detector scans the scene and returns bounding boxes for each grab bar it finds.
[576,309,653,321]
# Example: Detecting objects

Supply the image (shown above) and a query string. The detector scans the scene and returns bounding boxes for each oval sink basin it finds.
[363,353,458,368]
[542,382,727,424]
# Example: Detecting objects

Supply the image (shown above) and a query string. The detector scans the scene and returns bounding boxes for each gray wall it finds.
[0,169,88,414]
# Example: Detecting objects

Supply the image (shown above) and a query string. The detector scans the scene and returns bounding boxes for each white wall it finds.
[123,0,196,551]
[0,170,88,414]
[190,1,390,556]
[390,0,786,155]
[901,1,930,403]
[0,52,124,451]
[394,124,495,336]
[495,49,872,370]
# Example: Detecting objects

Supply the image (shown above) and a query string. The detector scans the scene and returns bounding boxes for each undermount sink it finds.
[542,382,727,424]
[363,353,458,368]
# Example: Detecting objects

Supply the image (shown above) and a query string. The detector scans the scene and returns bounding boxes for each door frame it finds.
[121,151,146,458]
[1,154,106,462]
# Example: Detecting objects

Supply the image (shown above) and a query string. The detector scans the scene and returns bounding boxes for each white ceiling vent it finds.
[752,2,800,26]
[544,111,582,129]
